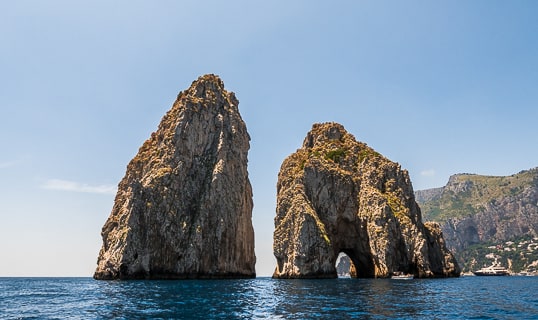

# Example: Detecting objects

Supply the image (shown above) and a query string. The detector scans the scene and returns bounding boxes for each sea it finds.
[1,276,538,319]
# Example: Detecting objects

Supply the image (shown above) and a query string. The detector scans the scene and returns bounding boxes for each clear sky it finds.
[1,1,537,277]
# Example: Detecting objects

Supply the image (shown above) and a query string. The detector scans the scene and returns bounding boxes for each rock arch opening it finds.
[333,248,376,278]
[335,252,353,277]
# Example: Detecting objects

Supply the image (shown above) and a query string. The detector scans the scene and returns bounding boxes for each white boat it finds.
[473,259,510,276]
[391,273,414,280]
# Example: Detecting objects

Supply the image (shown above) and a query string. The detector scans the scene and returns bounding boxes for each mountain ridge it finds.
[416,167,538,272]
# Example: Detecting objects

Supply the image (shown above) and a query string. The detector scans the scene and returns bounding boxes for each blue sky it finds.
[1,1,537,277]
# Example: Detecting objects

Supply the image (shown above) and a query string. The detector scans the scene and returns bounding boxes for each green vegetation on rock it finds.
[325,148,346,163]
[358,149,380,163]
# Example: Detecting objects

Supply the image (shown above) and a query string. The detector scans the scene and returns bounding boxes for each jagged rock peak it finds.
[303,122,348,148]
[273,122,460,279]
[179,74,236,107]
[94,74,255,280]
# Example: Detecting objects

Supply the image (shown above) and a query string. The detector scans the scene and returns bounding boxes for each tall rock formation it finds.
[94,74,256,279]
[273,123,460,278]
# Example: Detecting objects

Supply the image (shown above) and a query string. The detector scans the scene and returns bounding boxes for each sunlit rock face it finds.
[94,74,255,280]
[273,122,460,279]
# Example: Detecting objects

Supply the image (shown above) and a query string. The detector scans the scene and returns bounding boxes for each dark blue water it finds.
[1,277,537,319]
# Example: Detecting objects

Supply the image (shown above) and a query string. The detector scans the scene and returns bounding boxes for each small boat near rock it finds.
[391,272,414,280]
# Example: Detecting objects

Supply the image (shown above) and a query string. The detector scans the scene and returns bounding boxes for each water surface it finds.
[1,276,537,319]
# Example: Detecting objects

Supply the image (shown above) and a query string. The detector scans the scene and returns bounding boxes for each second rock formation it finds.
[273,123,460,278]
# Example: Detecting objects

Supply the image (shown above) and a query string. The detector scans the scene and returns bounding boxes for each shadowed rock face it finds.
[94,74,255,280]
[273,123,460,279]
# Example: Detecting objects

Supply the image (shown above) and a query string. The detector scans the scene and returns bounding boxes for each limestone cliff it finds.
[273,123,460,278]
[417,168,538,271]
[417,169,538,250]
[94,74,256,279]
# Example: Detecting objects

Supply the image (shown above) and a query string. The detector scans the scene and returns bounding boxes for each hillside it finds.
[416,168,538,273]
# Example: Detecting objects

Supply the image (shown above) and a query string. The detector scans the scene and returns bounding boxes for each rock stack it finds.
[273,122,460,278]
[94,74,256,279]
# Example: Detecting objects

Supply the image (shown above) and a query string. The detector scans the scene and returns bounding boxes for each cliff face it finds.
[417,168,538,253]
[273,123,460,278]
[94,74,256,279]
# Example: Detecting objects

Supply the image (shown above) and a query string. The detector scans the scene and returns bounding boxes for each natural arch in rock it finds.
[336,252,362,278]
[272,122,460,279]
